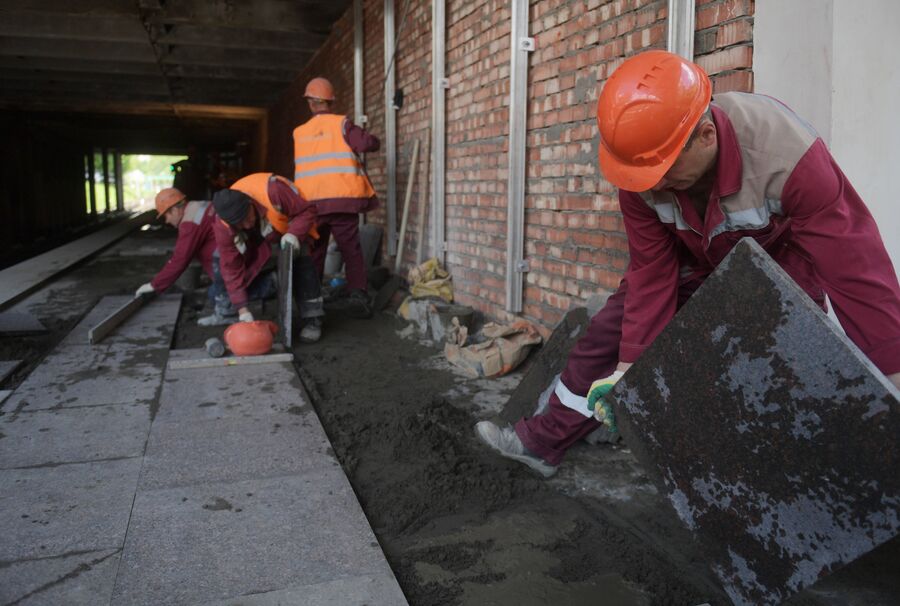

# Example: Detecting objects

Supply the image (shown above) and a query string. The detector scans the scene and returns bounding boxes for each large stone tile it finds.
[6,346,165,412]
[0,458,143,560]
[154,362,310,423]
[111,471,391,606]
[199,572,408,606]
[608,239,900,606]
[0,548,120,606]
[0,403,151,468]
[60,293,181,349]
[138,412,332,490]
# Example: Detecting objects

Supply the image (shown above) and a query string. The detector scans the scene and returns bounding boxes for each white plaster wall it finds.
[753,0,900,270]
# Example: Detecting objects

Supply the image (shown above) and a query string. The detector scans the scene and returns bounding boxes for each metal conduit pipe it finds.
[505,0,533,313]
[431,0,447,265]
[384,0,398,256]
[354,0,365,128]
[668,0,696,60]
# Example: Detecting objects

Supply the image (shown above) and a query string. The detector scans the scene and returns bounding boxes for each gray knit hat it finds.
[212,189,251,225]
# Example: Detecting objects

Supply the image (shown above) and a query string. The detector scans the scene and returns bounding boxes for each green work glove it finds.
[587,370,625,432]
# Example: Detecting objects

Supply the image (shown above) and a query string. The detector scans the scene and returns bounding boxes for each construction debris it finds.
[444,319,542,378]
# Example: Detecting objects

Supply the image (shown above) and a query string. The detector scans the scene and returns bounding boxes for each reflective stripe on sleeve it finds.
[555,378,592,418]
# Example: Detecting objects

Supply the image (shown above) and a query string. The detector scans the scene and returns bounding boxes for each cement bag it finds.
[408,258,453,302]
[444,319,542,378]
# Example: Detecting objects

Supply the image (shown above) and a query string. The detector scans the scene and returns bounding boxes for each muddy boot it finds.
[474,421,557,478]
[299,317,322,343]
[346,289,372,319]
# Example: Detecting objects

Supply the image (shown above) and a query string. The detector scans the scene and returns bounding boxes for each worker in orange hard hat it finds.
[476,49,900,478]
[293,76,380,319]
[134,188,222,325]
[211,173,325,342]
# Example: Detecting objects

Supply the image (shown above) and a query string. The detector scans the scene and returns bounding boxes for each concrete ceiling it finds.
[0,0,349,113]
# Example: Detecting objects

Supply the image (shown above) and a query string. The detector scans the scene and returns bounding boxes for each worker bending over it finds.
[477,50,900,477]
[293,76,380,318]
[211,173,324,343]
[136,188,223,326]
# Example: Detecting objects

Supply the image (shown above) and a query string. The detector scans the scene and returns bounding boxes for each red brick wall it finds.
[267,0,755,336]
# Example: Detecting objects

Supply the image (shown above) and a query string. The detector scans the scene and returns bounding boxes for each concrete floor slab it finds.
[0,548,120,606]
[111,471,398,606]
[138,412,332,490]
[6,346,166,411]
[0,458,142,560]
[60,293,181,348]
[199,572,408,606]
[0,403,151,468]
[155,362,309,423]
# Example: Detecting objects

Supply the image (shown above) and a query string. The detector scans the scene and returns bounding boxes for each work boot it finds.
[299,317,322,343]
[346,289,372,319]
[197,312,238,327]
[474,421,557,478]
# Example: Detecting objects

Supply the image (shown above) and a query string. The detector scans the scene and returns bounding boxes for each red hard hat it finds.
[304,77,335,101]
[596,50,711,192]
[224,320,279,356]
[155,188,186,218]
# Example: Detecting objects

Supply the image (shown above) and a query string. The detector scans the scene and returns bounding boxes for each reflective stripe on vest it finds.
[230,173,290,234]
[292,114,376,201]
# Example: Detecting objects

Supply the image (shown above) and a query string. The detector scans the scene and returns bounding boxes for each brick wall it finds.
[267,0,755,336]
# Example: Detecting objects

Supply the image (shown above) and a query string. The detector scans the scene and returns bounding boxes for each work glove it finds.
[280,233,301,257]
[587,370,625,433]
[238,310,254,323]
[135,282,155,297]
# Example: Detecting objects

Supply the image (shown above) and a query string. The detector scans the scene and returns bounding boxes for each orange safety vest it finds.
[230,173,291,234]
[292,114,376,201]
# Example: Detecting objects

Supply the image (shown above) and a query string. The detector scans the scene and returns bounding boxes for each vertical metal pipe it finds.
[384,0,397,255]
[431,0,446,265]
[667,0,696,60]
[114,151,124,211]
[102,148,110,214]
[354,0,365,127]
[505,0,532,313]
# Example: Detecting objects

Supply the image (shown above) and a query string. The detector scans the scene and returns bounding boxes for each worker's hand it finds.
[587,370,625,432]
[280,233,301,257]
[135,283,155,297]
[238,308,254,323]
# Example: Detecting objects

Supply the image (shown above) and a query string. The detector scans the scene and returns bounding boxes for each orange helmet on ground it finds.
[304,77,335,101]
[224,320,279,356]
[155,187,186,218]
[596,50,711,192]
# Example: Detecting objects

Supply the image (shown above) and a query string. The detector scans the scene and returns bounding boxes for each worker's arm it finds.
[618,190,681,363]
[782,139,900,377]
[343,118,380,154]
[149,222,204,293]
[211,221,250,310]
[269,178,317,243]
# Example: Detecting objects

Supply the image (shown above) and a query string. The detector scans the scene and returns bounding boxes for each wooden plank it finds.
[166,352,293,371]
[0,211,153,311]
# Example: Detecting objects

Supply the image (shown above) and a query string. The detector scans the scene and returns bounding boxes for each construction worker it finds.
[476,50,900,477]
[210,172,325,342]
[135,188,220,325]
[293,76,380,318]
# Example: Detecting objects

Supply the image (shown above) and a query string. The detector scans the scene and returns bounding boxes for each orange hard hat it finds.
[224,320,279,356]
[596,50,711,192]
[304,77,335,101]
[155,188,186,218]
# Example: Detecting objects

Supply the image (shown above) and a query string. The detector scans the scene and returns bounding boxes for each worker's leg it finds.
[328,214,367,292]
[514,280,701,466]
[210,253,237,317]
[293,247,324,320]
[309,218,333,280]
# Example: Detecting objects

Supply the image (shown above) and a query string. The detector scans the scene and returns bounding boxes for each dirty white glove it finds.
[587,370,625,433]
[280,233,301,256]
[238,309,254,323]
[135,282,155,297]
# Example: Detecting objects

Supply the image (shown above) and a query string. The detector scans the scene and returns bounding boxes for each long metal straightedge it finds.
[88,293,154,344]
[277,246,293,348]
